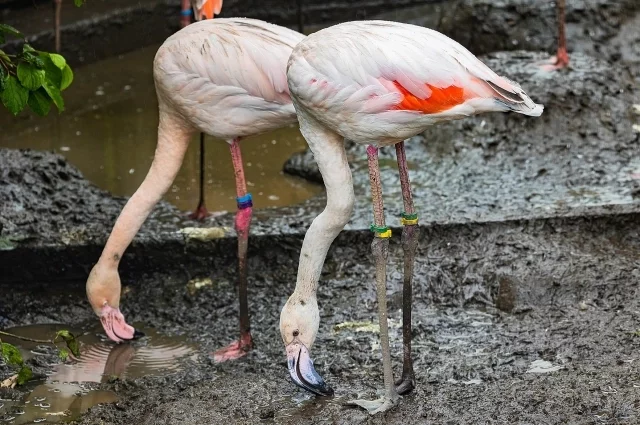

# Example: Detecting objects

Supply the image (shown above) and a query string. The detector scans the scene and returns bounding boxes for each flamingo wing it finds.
[288,21,542,118]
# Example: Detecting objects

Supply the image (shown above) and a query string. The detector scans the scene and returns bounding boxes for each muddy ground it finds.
[2,213,640,424]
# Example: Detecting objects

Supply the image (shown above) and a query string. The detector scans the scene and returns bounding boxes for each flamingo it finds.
[542,0,569,70]
[279,20,543,414]
[85,18,305,362]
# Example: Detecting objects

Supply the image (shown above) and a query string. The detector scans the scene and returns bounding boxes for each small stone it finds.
[334,321,380,334]
[186,277,213,296]
[578,301,588,311]
[179,227,228,241]
[526,360,564,374]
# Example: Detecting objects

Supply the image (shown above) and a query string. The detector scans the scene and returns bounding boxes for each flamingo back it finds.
[154,18,305,140]
[287,20,543,144]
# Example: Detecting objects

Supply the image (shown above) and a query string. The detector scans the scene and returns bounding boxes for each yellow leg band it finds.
[401,217,419,226]
[370,224,392,239]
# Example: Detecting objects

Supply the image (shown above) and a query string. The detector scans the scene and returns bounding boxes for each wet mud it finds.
[2,213,640,424]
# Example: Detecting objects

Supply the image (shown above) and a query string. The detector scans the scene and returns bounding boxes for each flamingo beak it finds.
[286,340,334,397]
[100,305,145,343]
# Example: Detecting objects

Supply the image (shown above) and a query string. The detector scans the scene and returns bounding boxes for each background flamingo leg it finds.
[541,0,569,71]
[188,133,210,220]
[53,0,62,52]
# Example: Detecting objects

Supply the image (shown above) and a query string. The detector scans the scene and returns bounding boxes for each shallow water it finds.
[0,324,197,424]
[0,43,322,213]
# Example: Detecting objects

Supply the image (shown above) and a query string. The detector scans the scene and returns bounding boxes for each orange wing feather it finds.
[199,0,223,20]
[392,81,466,114]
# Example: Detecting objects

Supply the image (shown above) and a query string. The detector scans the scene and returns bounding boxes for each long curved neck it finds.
[98,112,192,269]
[292,109,354,300]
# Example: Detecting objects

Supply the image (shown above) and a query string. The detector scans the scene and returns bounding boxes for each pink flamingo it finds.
[279,20,543,413]
[86,18,305,362]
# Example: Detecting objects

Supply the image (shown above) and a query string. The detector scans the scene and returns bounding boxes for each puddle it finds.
[0,43,322,213]
[0,324,198,424]
[0,382,118,424]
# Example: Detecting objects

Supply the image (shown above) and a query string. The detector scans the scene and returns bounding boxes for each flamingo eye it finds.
[293,330,299,337]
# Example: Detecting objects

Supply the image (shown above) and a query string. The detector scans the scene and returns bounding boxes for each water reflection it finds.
[0,324,198,424]
[0,43,322,213]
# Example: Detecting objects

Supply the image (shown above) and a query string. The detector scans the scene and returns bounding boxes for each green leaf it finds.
[17,62,45,90]
[74,0,87,6]
[40,53,62,87]
[16,365,33,385]
[55,330,79,357]
[28,88,52,116]
[1,75,29,115]
[60,65,73,91]
[43,80,64,112]
[0,24,24,39]
[1,342,24,366]
[49,53,66,70]
[21,46,45,69]
[58,348,69,361]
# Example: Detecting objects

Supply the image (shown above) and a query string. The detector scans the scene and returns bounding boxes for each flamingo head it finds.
[86,263,144,343]
[279,295,333,397]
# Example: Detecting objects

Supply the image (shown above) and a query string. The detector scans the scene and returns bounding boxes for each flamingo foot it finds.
[188,202,210,221]
[348,394,398,415]
[212,333,253,362]
[395,374,415,395]
[538,49,569,71]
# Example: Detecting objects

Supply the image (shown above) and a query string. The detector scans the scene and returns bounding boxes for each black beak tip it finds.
[319,385,334,397]
[132,329,145,339]
[305,382,334,398]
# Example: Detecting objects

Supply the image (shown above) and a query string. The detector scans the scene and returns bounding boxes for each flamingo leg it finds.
[180,0,192,28]
[393,141,419,395]
[541,0,569,70]
[349,145,399,414]
[189,133,210,220]
[213,137,254,362]
[53,0,62,53]
[555,0,569,68]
